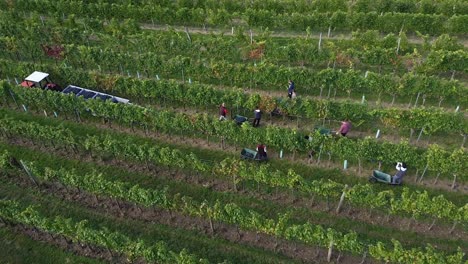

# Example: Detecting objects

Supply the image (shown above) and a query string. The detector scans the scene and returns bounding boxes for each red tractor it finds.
[20,71,62,91]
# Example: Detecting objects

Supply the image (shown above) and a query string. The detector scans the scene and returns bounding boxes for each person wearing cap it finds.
[392,162,407,184]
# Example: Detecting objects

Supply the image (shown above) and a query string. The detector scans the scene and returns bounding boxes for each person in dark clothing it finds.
[219,103,228,121]
[304,135,315,159]
[287,80,295,98]
[392,162,407,184]
[253,106,261,127]
[256,144,267,160]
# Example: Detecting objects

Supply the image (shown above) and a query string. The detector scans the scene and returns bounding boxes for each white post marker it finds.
[232,27,234,35]
[417,128,424,142]
[365,70,369,78]
[43,110,47,117]
[396,37,401,54]
[22,105,27,112]
[188,78,192,84]
[280,149,283,159]
[137,71,140,79]
[455,105,460,112]
[156,75,160,80]
[344,160,348,170]
[375,129,381,139]
[361,95,366,104]
[318,32,322,50]
[14,78,19,85]
[54,112,58,118]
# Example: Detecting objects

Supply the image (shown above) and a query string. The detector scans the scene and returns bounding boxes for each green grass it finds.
[0,225,104,264]
[0,171,297,264]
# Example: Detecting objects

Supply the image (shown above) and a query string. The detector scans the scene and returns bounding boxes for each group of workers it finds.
[217,80,408,183]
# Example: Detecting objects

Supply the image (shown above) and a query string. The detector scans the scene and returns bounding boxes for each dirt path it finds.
[0,223,130,264]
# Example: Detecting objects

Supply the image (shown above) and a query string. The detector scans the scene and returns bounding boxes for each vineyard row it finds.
[2,1,467,34]
[1,115,466,225]
[1,153,465,264]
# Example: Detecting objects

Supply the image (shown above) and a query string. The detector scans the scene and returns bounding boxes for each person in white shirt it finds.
[392,162,407,184]
[253,106,261,127]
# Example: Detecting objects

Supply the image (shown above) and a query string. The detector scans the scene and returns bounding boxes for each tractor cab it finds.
[20,71,62,91]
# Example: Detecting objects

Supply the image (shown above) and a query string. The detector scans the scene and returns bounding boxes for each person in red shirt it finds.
[256,144,267,160]
[336,119,351,137]
[219,103,228,121]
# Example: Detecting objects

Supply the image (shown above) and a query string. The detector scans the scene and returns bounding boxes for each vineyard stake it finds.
[416,127,424,142]
[327,239,333,262]
[359,251,367,264]
[316,144,323,164]
[451,174,457,190]
[418,164,429,183]
[432,172,441,184]
[449,221,458,234]
[318,32,322,51]
[19,160,38,186]
[396,37,401,54]
[336,185,348,213]
[375,129,380,139]
[184,27,192,43]
[8,88,19,109]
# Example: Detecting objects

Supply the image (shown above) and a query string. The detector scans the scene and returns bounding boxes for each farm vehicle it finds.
[20,71,129,104]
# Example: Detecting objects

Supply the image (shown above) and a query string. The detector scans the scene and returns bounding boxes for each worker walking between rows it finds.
[219,103,228,121]
[287,80,295,98]
[253,106,262,127]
